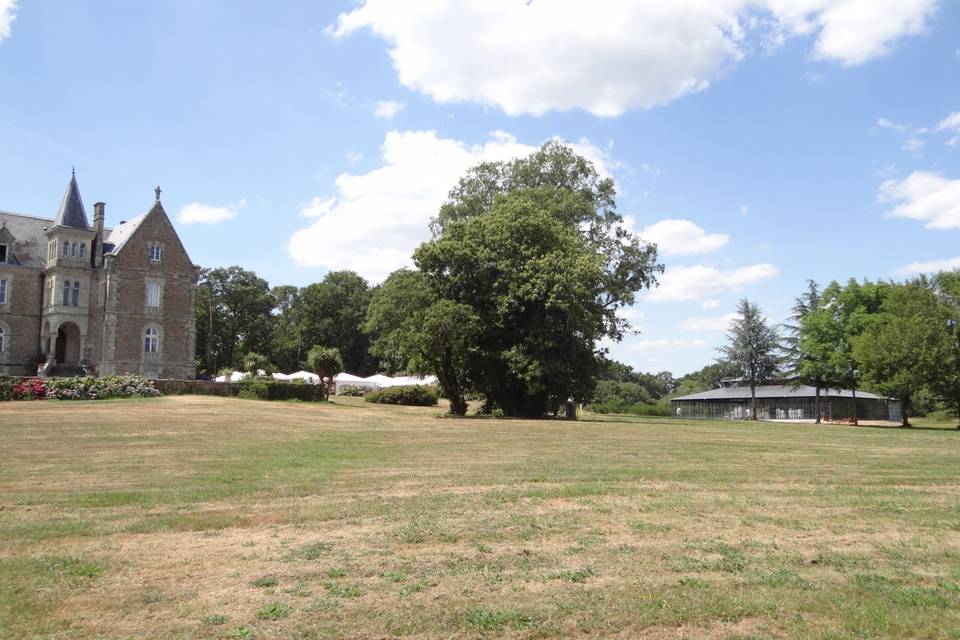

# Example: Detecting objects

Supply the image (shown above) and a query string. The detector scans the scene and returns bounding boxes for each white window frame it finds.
[144,326,159,353]
[148,243,162,262]
[146,281,161,308]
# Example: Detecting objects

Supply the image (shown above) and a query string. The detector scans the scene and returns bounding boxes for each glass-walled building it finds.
[672,385,900,422]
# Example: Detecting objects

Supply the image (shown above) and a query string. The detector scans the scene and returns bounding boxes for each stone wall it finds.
[0,266,43,376]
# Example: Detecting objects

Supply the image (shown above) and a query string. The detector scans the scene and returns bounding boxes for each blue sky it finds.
[1,0,958,375]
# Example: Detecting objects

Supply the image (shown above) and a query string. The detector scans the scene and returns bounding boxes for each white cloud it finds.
[936,112,960,145]
[0,0,15,41]
[640,219,729,256]
[177,198,247,225]
[374,100,404,119]
[627,338,709,352]
[879,171,960,230]
[896,256,960,275]
[288,130,612,282]
[740,205,749,216]
[329,0,937,116]
[701,299,721,309]
[682,313,739,332]
[877,116,908,133]
[300,196,337,218]
[902,136,925,154]
[346,151,364,164]
[648,263,779,302]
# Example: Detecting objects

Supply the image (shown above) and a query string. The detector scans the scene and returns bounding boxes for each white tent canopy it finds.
[333,373,439,394]
[287,370,321,384]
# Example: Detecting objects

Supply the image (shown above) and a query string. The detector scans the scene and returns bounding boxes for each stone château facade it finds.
[0,173,198,378]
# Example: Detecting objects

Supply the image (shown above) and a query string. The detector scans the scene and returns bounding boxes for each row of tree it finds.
[718,273,960,427]
[194,142,663,417]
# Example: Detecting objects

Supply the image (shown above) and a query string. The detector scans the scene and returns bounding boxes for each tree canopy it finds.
[407,142,661,417]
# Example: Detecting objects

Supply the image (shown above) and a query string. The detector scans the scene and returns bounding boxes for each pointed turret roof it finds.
[53,170,90,229]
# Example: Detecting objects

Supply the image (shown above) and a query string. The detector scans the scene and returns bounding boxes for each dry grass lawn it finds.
[1,396,959,639]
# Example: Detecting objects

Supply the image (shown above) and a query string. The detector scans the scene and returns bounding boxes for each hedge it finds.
[365,385,439,406]
[0,375,159,401]
[153,378,325,402]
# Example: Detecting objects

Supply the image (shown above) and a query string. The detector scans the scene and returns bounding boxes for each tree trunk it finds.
[751,383,757,421]
[852,385,858,426]
[901,396,910,428]
[815,384,821,424]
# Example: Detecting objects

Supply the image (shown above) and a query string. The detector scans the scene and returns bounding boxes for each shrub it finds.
[237,377,269,400]
[365,385,439,406]
[45,375,159,400]
[263,382,324,402]
[337,385,369,397]
[13,377,47,400]
[0,378,14,401]
[236,378,324,402]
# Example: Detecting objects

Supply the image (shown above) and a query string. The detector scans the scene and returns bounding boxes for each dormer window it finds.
[0,244,7,263]
[148,243,162,262]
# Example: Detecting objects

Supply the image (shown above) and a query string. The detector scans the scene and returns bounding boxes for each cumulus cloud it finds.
[701,299,721,309]
[329,0,937,116]
[648,263,779,302]
[896,256,960,275]
[640,219,729,256]
[880,171,960,230]
[177,198,247,225]
[769,0,937,66]
[288,130,614,282]
[682,313,740,332]
[346,151,364,163]
[0,0,16,41]
[300,196,337,218]
[374,100,404,119]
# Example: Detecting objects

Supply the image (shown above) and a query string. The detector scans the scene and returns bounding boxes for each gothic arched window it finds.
[62,280,70,305]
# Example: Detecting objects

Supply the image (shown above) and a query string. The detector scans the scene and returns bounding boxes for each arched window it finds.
[62,280,70,305]
[0,325,5,353]
[71,242,77,257]
[144,327,159,353]
[72,281,80,306]
[79,243,86,258]
[62,242,69,257]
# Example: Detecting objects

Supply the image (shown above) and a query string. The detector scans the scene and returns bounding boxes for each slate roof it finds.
[0,210,55,269]
[104,211,149,255]
[673,385,887,402]
[53,173,90,230]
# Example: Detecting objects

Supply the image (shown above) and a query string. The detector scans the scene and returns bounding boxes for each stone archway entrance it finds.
[55,322,81,366]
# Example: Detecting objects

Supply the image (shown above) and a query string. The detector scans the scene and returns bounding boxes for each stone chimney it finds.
[92,202,105,268]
